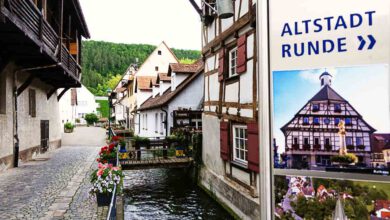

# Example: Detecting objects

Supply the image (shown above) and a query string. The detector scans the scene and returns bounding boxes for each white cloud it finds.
[299,68,338,84]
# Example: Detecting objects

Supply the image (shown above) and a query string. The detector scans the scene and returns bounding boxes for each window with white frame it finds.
[155,113,158,133]
[160,113,164,134]
[229,47,238,77]
[233,125,248,164]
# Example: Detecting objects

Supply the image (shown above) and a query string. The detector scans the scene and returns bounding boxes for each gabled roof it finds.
[138,64,204,111]
[72,0,90,38]
[157,73,171,82]
[309,85,346,102]
[135,76,155,91]
[167,60,204,76]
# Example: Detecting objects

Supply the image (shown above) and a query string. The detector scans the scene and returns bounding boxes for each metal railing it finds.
[106,128,118,220]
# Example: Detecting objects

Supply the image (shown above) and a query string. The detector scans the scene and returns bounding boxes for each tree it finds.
[84,113,99,125]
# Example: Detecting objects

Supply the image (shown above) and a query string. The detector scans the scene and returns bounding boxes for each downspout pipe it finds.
[161,106,168,137]
[13,63,61,168]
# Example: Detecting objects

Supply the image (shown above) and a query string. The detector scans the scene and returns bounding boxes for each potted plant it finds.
[331,153,358,166]
[97,144,118,166]
[90,163,123,206]
[64,122,74,133]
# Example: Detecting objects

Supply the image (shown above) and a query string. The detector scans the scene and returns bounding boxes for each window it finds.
[293,137,298,145]
[334,103,342,112]
[345,118,352,125]
[155,113,158,133]
[325,138,331,146]
[324,118,330,125]
[229,47,238,77]
[314,138,320,145]
[356,137,363,146]
[335,118,340,126]
[346,137,353,146]
[233,125,248,164]
[303,117,309,125]
[304,137,309,145]
[158,50,162,55]
[312,104,320,112]
[0,72,5,114]
[313,117,320,125]
[155,66,159,71]
[160,113,164,134]
[28,89,36,117]
[145,114,148,130]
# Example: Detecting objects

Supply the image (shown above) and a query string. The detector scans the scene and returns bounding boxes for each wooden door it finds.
[40,120,49,152]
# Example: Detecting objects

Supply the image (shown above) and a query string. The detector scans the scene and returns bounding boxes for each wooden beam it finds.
[16,75,35,97]
[58,0,63,61]
[57,87,69,101]
[46,87,57,100]
[188,0,202,16]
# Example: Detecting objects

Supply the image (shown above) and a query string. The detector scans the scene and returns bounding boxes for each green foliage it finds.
[64,122,74,130]
[133,136,150,146]
[331,153,358,164]
[84,113,99,125]
[179,58,197,64]
[81,40,201,96]
[96,100,109,118]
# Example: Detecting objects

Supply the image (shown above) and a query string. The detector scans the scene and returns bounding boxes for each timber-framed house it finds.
[190,0,260,219]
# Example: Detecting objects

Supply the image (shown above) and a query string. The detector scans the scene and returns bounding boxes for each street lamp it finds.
[107,88,112,139]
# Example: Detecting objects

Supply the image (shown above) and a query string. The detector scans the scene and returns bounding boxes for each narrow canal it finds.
[123,168,234,220]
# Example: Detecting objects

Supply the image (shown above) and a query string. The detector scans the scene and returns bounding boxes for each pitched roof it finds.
[309,85,346,102]
[138,65,204,111]
[168,60,204,76]
[157,73,171,82]
[135,76,155,91]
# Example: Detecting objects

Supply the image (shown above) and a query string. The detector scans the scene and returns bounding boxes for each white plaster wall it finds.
[202,114,225,175]
[160,81,171,96]
[239,60,254,104]
[171,73,189,92]
[137,91,152,108]
[75,85,98,121]
[0,62,61,163]
[59,89,76,127]
[209,74,219,101]
[136,42,178,77]
[225,83,239,102]
[139,109,165,138]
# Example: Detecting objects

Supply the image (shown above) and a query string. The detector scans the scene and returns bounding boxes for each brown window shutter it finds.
[236,35,247,74]
[247,121,259,172]
[218,49,225,82]
[28,89,33,116]
[220,121,230,161]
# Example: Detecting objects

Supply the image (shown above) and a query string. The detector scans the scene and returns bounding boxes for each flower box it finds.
[96,192,112,207]
[357,145,365,150]
[346,145,355,150]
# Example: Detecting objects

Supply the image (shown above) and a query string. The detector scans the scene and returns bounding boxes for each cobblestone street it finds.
[0,127,108,220]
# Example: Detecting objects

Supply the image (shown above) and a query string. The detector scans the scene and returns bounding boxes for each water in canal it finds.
[123,168,234,220]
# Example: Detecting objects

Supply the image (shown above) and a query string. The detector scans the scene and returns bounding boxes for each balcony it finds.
[0,0,82,87]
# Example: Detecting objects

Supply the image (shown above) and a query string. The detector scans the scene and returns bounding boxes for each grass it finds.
[355,181,390,199]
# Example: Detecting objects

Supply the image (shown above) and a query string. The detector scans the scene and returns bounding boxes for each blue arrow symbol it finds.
[358,36,366,50]
[367,35,376,50]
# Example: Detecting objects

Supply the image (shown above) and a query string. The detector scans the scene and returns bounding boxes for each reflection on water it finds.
[124,168,233,220]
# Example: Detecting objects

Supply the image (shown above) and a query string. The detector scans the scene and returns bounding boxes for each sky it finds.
[273,64,390,152]
[79,0,202,50]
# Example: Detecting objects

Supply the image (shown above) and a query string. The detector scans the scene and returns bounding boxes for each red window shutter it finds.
[218,49,225,82]
[236,35,247,74]
[247,121,259,172]
[220,121,230,161]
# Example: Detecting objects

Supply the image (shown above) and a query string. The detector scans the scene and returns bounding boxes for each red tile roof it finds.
[138,65,204,111]
[168,60,204,76]
[157,73,171,82]
[136,76,155,91]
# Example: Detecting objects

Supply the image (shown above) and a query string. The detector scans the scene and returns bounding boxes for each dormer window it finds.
[312,104,320,112]
[334,104,342,113]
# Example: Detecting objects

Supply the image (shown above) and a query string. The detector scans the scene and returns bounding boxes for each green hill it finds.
[81,40,201,96]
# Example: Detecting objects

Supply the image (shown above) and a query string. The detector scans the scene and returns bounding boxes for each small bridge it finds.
[117,138,195,170]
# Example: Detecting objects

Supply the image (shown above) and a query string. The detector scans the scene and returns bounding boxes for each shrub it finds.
[64,122,74,130]
[84,113,99,125]
[75,118,81,123]
[331,153,358,164]
[133,136,150,146]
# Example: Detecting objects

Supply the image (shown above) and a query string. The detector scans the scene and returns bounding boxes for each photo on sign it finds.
[274,175,390,220]
[272,64,390,174]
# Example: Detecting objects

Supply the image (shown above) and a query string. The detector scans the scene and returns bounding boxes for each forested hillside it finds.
[81,41,201,96]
